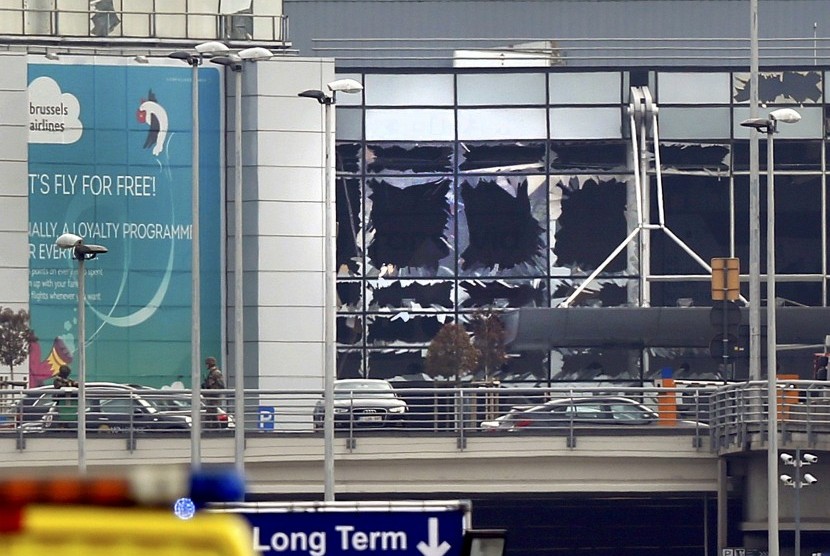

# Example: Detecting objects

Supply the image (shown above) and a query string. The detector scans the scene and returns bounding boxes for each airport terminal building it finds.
[2,0,830,389]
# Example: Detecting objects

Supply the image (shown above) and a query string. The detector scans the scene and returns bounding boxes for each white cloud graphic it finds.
[28,76,83,144]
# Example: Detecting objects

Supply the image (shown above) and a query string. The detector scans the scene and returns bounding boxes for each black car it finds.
[9,383,230,432]
[480,395,705,432]
[313,379,408,430]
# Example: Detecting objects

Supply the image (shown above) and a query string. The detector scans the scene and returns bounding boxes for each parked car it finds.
[313,379,408,430]
[9,383,231,432]
[479,395,706,432]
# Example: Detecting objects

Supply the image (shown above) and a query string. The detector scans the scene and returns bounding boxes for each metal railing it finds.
[0,385,715,452]
[709,380,830,452]
[0,3,289,45]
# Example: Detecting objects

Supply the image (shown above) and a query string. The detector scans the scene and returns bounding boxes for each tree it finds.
[424,322,479,384]
[0,307,32,384]
[469,311,507,382]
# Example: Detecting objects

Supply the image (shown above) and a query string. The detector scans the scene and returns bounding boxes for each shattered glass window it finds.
[550,140,629,173]
[366,314,445,346]
[550,176,628,275]
[458,279,547,309]
[733,140,822,172]
[367,280,454,311]
[733,71,823,104]
[458,142,546,174]
[365,177,454,277]
[457,176,547,277]
[658,142,730,173]
[336,178,362,276]
[336,143,362,174]
[366,143,453,174]
[337,315,363,345]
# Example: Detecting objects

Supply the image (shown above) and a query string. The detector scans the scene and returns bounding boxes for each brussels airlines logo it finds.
[136,90,169,156]
[28,77,83,144]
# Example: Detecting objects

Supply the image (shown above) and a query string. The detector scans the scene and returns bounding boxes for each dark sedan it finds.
[313,379,408,430]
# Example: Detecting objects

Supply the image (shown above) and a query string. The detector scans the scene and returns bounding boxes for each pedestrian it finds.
[53,365,78,428]
[202,357,225,428]
[816,356,828,381]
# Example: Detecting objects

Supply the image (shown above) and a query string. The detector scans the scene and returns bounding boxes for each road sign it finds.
[212,502,469,556]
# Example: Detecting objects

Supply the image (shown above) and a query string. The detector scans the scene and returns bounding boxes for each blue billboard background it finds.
[27,62,222,387]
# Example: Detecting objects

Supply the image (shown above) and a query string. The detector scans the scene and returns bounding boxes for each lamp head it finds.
[327,78,363,94]
[194,41,230,56]
[210,55,243,71]
[769,108,801,124]
[238,47,273,61]
[739,117,771,131]
[298,89,330,105]
[56,233,83,249]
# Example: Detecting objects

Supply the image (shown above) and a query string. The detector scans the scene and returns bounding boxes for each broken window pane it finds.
[367,280,454,311]
[367,314,445,346]
[550,140,629,172]
[365,177,454,276]
[336,315,363,345]
[366,143,453,174]
[551,279,631,307]
[459,142,545,173]
[459,279,547,309]
[336,350,364,379]
[551,176,628,275]
[367,349,431,381]
[337,281,362,312]
[658,142,730,172]
[336,178,363,276]
[733,140,822,171]
[552,348,643,382]
[336,143,361,174]
[733,71,823,104]
[458,175,547,277]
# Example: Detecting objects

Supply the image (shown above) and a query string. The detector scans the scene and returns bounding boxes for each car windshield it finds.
[333,381,395,399]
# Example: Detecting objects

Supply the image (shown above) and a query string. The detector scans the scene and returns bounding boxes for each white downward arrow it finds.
[417,517,451,556]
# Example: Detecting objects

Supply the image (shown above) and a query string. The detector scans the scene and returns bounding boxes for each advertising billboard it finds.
[27,59,223,387]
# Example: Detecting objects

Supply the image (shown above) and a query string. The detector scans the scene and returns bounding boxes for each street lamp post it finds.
[780,450,818,556]
[741,107,801,556]
[169,41,229,470]
[211,47,273,474]
[298,78,363,502]
[55,233,108,474]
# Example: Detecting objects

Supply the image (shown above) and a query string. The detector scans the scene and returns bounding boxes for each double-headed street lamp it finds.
[55,233,108,474]
[168,41,229,470]
[740,107,801,556]
[298,78,363,502]
[211,47,273,474]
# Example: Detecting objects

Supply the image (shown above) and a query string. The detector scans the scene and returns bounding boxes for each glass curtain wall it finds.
[331,68,828,385]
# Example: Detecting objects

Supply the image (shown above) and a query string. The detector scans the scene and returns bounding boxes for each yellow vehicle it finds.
[0,468,255,556]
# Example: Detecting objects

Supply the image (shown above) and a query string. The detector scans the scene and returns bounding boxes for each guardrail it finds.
[709,379,830,452]
[0,3,289,45]
[0,385,716,452]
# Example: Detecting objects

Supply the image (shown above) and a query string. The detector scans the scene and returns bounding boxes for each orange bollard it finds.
[656,368,677,426]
